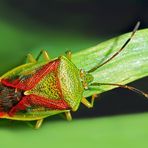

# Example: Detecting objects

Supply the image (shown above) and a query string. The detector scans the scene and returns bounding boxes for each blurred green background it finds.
[0,0,148,148]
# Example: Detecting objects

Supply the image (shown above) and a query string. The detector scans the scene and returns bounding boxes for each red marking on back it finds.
[0,112,5,117]
[9,94,70,116]
[1,59,60,90]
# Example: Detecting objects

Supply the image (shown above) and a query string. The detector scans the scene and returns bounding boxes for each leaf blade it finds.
[72,29,148,97]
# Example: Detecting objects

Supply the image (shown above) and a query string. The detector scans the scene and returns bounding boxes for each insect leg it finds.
[65,111,72,121]
[27,53,37,63]
[81,94,98,108]
[36,50,50,61]
[27,50,50,63]
[65,50,72,60]
[35,118,44,129]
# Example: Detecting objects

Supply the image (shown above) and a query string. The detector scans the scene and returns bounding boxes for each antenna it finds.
[88,21,140,73]
[91,82,148,99]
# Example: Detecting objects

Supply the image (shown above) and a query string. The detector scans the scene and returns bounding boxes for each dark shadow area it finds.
[0,0,148,36]
[73,77,148,118]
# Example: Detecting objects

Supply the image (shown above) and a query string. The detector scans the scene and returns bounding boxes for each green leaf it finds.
[72,29,148,97]
[1,113,148,148]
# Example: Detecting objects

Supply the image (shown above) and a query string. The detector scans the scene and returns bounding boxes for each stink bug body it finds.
[0,22,148,129]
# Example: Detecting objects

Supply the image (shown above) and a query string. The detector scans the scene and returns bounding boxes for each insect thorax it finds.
[58,56,84,111]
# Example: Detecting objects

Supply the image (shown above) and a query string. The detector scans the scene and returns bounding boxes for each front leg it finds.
[81,94,98,108]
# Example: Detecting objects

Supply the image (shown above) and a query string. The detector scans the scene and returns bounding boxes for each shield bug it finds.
[0,22,147,129]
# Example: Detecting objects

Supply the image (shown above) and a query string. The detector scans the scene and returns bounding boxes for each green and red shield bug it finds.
[0,22,148,129]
